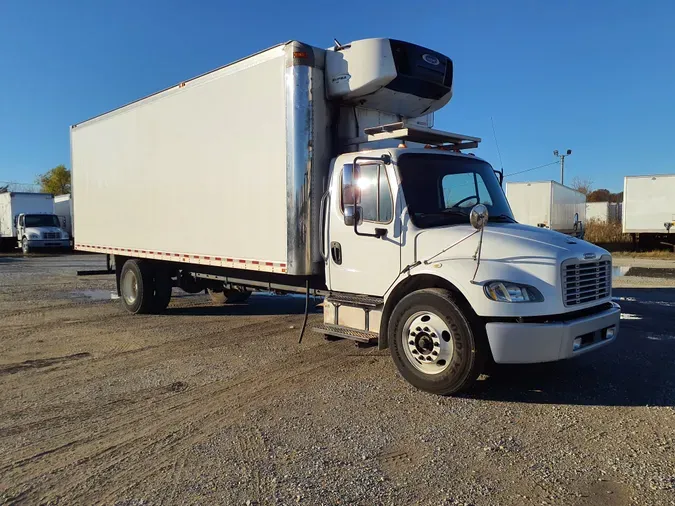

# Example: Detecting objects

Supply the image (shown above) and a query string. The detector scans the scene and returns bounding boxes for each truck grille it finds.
[563,258,611,307]
[43,232,60,239]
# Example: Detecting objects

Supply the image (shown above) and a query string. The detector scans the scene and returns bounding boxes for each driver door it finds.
[327,160,401,296]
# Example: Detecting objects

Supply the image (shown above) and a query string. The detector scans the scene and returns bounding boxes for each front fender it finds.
[388,257,561,319]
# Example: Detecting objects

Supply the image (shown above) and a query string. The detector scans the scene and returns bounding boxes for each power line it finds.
[505,161,559,178]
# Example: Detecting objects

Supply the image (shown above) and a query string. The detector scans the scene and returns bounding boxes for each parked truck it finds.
[623,174,675,250]
[506,180,586,236]
[71,38,620,394]
[0,191,71,252]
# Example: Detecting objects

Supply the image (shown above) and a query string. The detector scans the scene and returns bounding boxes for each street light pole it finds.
[553,149,572,185]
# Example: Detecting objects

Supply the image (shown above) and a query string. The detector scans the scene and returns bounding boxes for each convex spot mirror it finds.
[470,204,488,230]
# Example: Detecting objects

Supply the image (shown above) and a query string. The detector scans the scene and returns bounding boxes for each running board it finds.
[326,293,383,308]
[313,324,378,344]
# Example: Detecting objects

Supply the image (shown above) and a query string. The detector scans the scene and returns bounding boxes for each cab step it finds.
[313,323,378,344]
[326,293,383,308]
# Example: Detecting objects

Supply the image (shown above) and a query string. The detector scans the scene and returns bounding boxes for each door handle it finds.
[330,241,342,265]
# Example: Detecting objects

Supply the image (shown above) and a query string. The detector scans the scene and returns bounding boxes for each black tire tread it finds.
[120,259,154,314]
[388,288,484,395]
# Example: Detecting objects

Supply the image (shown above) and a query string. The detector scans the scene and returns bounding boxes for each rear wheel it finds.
[151,268,173,312]
[120,259,155,314]
[208,286,252,305]
[388,288,484,395]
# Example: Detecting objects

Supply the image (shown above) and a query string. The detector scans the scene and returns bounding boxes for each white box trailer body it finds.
[506,181,586,234]
[54,194,73,236]
[586,202,621,223]
[72,43,329,276]
[71,38,620,395]
[0,192,54,239]
[623,174,675,233]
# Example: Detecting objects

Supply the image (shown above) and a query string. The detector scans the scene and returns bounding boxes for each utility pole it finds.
[553,149,572,185]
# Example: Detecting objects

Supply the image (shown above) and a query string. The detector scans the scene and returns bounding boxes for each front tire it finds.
[388,288,484,395]
[21,237,30,254]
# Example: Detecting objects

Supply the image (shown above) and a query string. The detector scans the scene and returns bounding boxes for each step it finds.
[326,292,384,308]
[312,324,379,344]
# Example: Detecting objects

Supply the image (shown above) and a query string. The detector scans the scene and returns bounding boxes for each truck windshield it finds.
[398,153,515,228]
[25,215,60,228]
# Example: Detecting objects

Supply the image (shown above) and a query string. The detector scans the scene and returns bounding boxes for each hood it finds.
[413,223,611,317]
[415,222,607,264]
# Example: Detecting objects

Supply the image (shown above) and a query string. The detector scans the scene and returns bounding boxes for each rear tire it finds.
[388,288,484,395]
[208,286,252,305]
[120,259,155,314]
[151,268,173,312]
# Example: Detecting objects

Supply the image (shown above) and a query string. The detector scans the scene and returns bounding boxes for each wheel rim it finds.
[402,311,454,375]
[121,269,139,306]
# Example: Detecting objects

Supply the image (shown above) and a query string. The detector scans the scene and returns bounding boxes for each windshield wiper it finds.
[489,214,516,223]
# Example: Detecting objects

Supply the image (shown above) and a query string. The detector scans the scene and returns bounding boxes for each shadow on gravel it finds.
[467,288,675,407]
[0,257,23,263]
[164,294,323,317]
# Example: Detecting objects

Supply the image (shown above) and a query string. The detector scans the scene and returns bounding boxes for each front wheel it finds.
[388,288,484,395]
[21,237,30,254]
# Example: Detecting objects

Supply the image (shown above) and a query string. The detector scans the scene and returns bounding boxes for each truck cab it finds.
[319,138,619,394]
[16,213,71,253]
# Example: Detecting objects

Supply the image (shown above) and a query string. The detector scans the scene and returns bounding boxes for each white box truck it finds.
[72,38,619,395]
[506,181,586,235]
[586,202,621,223]
[0,192,71,252]
[623,174,675,237]
[54,194,74,244]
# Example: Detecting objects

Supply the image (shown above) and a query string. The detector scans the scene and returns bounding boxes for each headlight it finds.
[484,281,543,303]
[29,234,40,239]
[61,232,69,239]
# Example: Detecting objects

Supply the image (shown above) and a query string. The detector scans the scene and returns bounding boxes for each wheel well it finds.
[378,274,474,350]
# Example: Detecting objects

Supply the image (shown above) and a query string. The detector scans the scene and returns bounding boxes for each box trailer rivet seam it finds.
[72,37,620,396]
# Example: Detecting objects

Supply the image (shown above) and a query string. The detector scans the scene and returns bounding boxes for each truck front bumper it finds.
[485,302,620,364]
[27,239,71,249]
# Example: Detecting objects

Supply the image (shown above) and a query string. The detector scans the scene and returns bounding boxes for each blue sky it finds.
[1,0,673,192]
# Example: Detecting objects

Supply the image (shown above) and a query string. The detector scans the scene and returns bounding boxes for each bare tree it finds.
[570,176,593,196]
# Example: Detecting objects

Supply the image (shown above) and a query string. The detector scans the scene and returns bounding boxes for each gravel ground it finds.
[0,253,673,506]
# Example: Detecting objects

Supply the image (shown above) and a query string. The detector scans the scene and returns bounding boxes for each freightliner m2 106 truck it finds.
[71,39,619,394]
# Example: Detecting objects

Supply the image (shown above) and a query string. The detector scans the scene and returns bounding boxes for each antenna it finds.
[491,117,504,171]
[334,38,345,51]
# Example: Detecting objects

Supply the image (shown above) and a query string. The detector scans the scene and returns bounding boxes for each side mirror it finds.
[494,169,504,187]
[470,204,489,230]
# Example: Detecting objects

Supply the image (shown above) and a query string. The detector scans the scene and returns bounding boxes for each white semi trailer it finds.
[506,181,587,236]
[586,202,621,223]
[72,38,620,394]
[623,175,675,249]
[54,194,73,239]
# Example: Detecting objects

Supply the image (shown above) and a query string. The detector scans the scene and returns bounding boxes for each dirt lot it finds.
[1,254,674,506]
